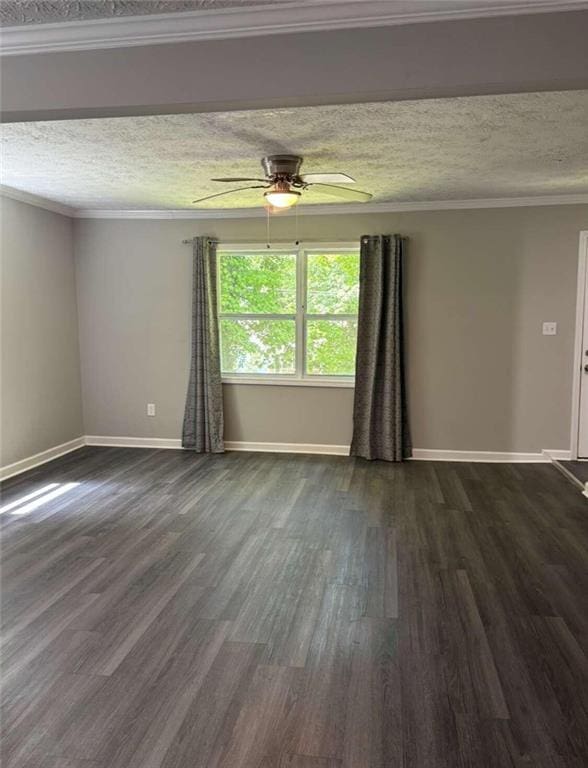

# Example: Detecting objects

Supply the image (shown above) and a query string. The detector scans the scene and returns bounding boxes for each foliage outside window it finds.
[218,244,359,382]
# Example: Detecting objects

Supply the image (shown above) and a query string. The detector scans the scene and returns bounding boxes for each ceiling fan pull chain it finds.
[266,205,271,248]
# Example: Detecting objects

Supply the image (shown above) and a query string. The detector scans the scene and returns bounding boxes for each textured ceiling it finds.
[0,0,279,26]
[1,91,587,210]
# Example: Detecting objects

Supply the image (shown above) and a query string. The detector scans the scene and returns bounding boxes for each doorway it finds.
[571,231,588,459]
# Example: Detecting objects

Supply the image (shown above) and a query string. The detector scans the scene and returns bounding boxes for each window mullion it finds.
[304,313,358,320]
[295,246,305,379]
[219,313,295,320]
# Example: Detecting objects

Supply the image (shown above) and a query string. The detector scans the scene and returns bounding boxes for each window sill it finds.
[221,377,355,388]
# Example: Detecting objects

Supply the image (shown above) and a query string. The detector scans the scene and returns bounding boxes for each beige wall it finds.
[1,196,83,466]
[74,205,587,453]
[4,11,588,122]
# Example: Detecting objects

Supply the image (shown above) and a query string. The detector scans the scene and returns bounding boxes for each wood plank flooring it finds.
[1,447,587,767]
[560,460,588,486]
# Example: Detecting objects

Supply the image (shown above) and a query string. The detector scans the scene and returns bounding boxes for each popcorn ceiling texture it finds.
[0,0,279,26]
[2,91,587,210]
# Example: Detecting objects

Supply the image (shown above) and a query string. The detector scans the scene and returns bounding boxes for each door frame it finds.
[570,230,588,459]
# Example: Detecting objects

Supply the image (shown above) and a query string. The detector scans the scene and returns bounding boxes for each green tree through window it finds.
[218,245,359,379]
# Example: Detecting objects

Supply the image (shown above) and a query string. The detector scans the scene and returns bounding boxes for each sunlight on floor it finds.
[0,482,79,516]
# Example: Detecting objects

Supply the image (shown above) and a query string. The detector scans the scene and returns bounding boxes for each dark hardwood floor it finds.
[560,460,588,486]
[1,447,587,767]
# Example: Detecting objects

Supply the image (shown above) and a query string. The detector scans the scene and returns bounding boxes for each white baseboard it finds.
[2,436,574,481]
[542,448,572,462]
[224,441,349,456]
[85,436,348,455]
[81,439,566,462]
[85,435,182,450]
[0,437,85,481]
[230,445,559,461]
[410,448,547,463]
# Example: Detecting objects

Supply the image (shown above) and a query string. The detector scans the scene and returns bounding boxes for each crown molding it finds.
[75,194,588,219]
[0,185,76,217]
[2,187,586,220]
[2,1,587,56]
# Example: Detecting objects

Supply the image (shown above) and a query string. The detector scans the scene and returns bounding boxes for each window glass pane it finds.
[221,318,296,374]
[219,252,296,314]
[306,252,359,314]
[306,319,357,376]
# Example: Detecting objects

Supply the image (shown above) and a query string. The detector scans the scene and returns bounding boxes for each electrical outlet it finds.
[147,403,156,417]
[542,322,557,336]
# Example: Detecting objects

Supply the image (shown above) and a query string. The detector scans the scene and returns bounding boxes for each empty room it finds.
[1,1,588,766]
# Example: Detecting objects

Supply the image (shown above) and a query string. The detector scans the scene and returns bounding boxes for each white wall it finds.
[0,196,84,466]
[74,204,588,453]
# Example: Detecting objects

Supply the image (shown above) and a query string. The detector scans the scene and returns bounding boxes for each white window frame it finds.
[217,242,358,387]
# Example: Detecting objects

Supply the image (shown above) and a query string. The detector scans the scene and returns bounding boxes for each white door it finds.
[577,234,588,457]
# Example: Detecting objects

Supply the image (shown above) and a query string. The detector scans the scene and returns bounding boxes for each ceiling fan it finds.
[192,154,372,211]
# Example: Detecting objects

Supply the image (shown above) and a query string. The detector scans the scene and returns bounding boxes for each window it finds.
[218,243,359,385]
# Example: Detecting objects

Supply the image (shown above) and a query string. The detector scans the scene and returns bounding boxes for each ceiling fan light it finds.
[264,189,300,208]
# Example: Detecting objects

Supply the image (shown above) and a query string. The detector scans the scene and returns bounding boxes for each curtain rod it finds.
[182,238,350,245]
[181,236,405,244]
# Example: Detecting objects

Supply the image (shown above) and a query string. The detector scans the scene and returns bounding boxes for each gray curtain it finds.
[350,234,411,461]
[182,237,224,453]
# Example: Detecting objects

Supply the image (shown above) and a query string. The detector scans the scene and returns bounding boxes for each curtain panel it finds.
[182,236,224,453]
[350,234,411,462]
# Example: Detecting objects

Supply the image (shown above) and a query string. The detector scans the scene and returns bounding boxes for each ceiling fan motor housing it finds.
[262,154,303,181]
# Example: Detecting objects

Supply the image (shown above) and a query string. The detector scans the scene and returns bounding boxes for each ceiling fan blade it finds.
[210,177,267,182]
[306,183,372,202]
[193,185,268,204]
[301,173,356,184]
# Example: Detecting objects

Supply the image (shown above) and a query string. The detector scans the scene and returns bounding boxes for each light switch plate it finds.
[542,322,557,336]
[147,403,156,416]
